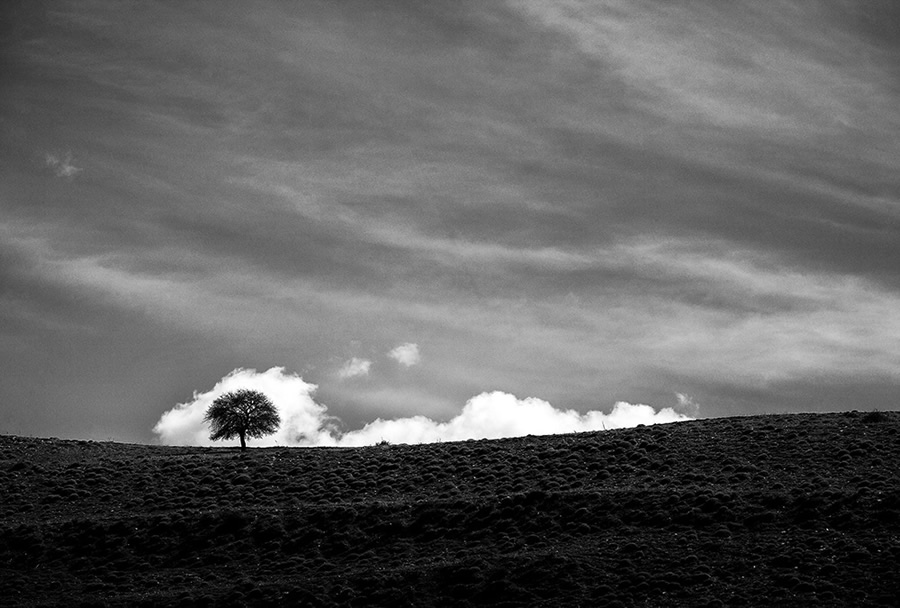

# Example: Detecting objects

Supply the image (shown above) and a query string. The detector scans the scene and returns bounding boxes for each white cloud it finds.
[153,368,694,448]
[337,392,692,447]
[388,342,420,367]
[338,357,372,379]
[44,151,82,178]
[152,367,338,447]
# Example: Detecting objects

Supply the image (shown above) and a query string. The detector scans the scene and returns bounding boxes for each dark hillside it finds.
[2,411,899,606]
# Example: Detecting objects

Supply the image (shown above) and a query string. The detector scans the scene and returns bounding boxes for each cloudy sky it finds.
[2,1,899,444]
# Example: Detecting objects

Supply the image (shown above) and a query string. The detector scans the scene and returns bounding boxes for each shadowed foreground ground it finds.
[2,411,899,607]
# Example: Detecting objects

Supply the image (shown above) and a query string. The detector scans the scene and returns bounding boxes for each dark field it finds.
[2,411,899,607]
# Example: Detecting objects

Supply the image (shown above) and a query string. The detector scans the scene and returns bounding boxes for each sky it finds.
[2,1,899,445]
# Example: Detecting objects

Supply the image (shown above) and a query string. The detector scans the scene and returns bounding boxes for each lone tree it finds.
[204,389,280,451]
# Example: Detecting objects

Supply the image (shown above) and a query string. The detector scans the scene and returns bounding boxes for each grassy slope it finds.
[1,411,899,607]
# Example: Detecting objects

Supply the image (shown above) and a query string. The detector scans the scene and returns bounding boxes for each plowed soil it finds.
[2,411,899,607]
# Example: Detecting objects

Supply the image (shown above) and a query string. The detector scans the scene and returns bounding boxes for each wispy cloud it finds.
[4,1,900,442]
[514,1,898,135]
[675,393,701,419]
[338,357,372,379]
[389,342,421,367]
[44,151,82,178]
[8,218,900,399]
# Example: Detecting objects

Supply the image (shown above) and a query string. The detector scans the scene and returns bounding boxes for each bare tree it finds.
[204,389,280,451]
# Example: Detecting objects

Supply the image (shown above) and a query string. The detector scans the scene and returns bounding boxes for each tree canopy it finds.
[204,389,280,450]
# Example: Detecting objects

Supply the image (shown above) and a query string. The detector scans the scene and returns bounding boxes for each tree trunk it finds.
[239,432,246,451]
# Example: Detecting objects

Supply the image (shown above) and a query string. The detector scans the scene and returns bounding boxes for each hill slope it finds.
[2,411,899,607]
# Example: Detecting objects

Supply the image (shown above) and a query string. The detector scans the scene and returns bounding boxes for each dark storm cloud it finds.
[1,0,899,441]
